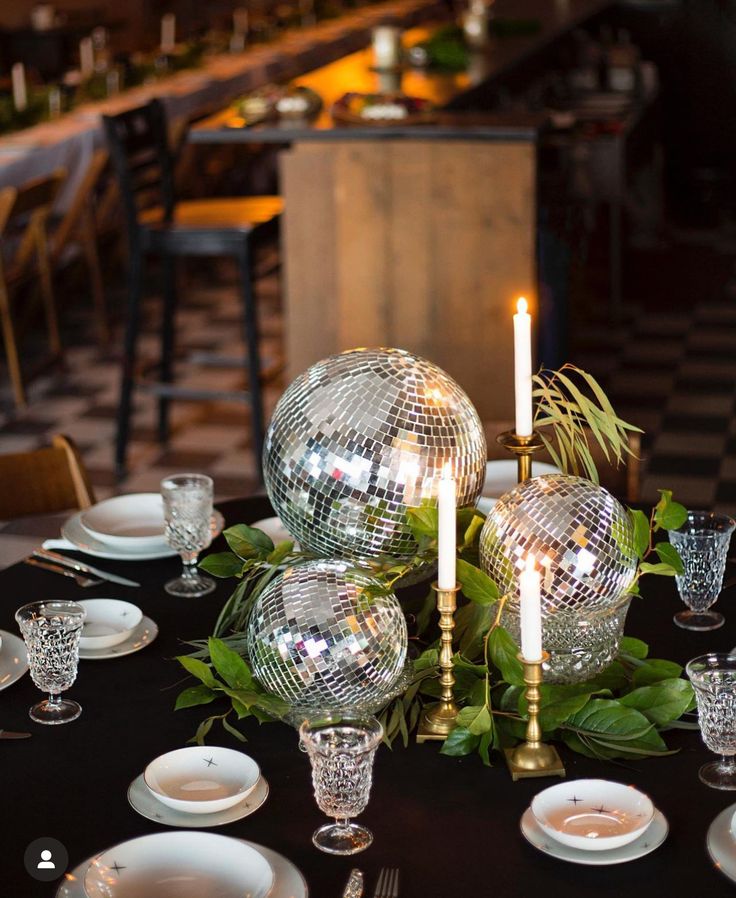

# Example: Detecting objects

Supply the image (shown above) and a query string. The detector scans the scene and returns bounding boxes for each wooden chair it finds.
[0,434,95,520]
[102,99,283,479]
[50,148,114,345]
[483,419,643,503]
[0,169,66,409]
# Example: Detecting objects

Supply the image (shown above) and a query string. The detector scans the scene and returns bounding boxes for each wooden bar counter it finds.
[191,0,613,419]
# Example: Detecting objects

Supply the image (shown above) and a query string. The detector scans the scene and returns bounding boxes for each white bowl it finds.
[144,746,261,815]
[531,779,655,851]
[80,493,167,550]
[78,599,143,650]
[84,832,274,898]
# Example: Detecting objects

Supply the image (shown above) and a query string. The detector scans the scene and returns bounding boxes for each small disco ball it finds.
[263,347,487,562]
[246,559,408,715]
[480,474,638,682]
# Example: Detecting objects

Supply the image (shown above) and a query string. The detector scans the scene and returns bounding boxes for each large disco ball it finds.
[246,559,408,715]
[263,347,486,561]
[480,474,638,682]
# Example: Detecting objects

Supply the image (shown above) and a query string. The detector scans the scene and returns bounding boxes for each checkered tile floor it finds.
[1,231,735,517]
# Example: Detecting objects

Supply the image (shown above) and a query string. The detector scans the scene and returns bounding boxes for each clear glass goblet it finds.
[15,601,86,725]
[668,511,735,631]
[687,653,736,789]
[161,473,215,597]
[299,715,383,855]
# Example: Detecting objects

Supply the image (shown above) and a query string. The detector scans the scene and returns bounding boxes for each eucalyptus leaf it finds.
[189,715,215,746]
[222,716,247,741]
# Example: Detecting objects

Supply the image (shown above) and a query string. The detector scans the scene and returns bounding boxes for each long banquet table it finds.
[3,495,736,896]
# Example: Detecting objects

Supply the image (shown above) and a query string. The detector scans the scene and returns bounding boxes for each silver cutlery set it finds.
[24,548,140,588]
[343,867,400,898]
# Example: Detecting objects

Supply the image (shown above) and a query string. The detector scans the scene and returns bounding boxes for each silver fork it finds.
[24,557,102,588]
[372,868,399,898]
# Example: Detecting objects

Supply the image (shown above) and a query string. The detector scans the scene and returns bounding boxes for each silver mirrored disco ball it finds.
[263,348,487,561]
[480,474,638,682]
[246,559,408,715]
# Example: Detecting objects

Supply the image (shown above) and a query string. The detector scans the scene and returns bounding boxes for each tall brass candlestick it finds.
[497,430,544,484]
[505,651,566,780]
[416,582,460,743]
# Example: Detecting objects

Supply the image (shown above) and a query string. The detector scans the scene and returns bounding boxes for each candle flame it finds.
[516,296,528,315]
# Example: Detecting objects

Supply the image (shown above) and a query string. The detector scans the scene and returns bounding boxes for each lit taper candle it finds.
[11,63,27,112]
[79,37,94,78]
[513,296,533,437]
[519,555,542,661]
[160,13,176,53]
[437,462,456,590]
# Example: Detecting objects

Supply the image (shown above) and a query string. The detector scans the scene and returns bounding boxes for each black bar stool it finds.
[102,99,282,480]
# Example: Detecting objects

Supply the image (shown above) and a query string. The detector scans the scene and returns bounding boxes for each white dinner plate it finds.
[707,803,736,884]
[56,840,307,898]
[520,805,668,865]
[127,772,270,827]
[59,510,225,561]
[477,460,560,514]
[83,832,274,898]
[0,631,28,691]
[78,616,158,660]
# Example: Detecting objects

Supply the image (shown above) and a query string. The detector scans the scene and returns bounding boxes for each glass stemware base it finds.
[699,758,736,790]
[674,610,724,631]
[164,568,215,598]
[30,696,82,725]
[312,821,374,855]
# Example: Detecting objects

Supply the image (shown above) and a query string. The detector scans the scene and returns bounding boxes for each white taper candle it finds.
[437,462,456,590]
[519,555,542,661]
[161,13,176,53]
[11,63,27,112]
[513,296,533,437]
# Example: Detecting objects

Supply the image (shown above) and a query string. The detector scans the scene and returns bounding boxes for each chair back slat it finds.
[102,100,176,245]
[0,434,95,520]
[0,170,65,279]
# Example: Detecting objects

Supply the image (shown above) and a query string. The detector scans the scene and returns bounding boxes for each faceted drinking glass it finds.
[161,473,215,597]
[687,653,736,789]
[668,511,735,631]
[299,715,383,855]
[15,601,86,724]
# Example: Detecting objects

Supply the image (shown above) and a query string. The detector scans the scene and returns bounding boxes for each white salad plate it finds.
[59,509,224,561]
[78,616,158,660]
[78,599,143,650]
[251,516,298,549]
[707,803,736,884]
[56,838,307,898]
[521,806,668,865]
[128,772,270,827]
[0,631,28,691]
[477,460,559,514]
[83,832,274,898]
[80,493,168,550]
[531,778,655,851]
[144,746,261,814]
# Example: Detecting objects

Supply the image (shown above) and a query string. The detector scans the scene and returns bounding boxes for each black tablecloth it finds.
[3,496,736,897]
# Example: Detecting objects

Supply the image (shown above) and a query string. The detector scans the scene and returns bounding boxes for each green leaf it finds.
[632,659,682,687]
[654,542,684,575]
[629,509,650,560]
[585,660,630,692]
[406,506,438,540]
[457,704,492,735]
[208,637,253,689]
[454,602,494,658]
[457,559,500,606]
[224,524,274,560]
[539,693,593,732]
[654,491,688,531]
[199,551,244,578]
[189,715,215,746]
[222,715,247,742]
[563,698,669,758]
[175,685,217,710]
[478,729,493,766]
[619,636,649,660]
[639,562,677,576]
[619,678,694,726]
[177,655,218,689]
[439,726,480,756]
[266,540,294,565]
[488,627,524,686]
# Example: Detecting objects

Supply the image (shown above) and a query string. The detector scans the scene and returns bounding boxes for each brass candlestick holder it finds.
[497,430,544,484]
[505,651,566,780]
[417,582,460,743]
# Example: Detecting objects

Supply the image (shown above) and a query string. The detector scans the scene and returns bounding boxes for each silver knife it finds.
[33,548,141,588]
[0,730,31,739]
[342,869,364,898]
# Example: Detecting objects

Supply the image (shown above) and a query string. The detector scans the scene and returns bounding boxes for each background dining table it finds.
[2,494,736,896]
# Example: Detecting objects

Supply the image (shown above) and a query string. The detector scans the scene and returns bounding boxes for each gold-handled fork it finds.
[24,557,102,587]
[372,868,399,898]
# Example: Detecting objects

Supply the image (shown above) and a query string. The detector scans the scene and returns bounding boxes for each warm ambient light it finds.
[517,296,528,315]
[442,460,452,479]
